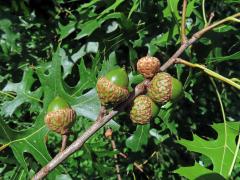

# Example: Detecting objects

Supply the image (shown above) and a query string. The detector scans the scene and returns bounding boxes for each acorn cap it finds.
[44,96,76,134]
[45,108,76,134]
[130,95,159,124]
[147,72,183,104]
[137,56,160,78]
[96,77,129,106]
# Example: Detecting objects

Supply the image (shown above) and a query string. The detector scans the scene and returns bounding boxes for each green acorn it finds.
[147,72,183,104]
[44,96,76,135]
[130,95,159,124]
[96,68,129,106]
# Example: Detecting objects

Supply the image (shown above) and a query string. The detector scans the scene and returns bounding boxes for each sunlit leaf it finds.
[175,122,240,178]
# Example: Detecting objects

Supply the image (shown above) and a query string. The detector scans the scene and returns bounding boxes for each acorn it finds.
[147,72,183,104]
[137,56,160,78]
[130,95,159,124]
[44,96,76,135]
[96,68,129,106]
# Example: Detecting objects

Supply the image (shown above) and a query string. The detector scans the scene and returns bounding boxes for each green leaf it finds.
[207,51,240,64]
[76,11,131,40]
[213,25,236,33]
[0,115,63,179]
[71,42,99,63]
[128,0,140,18]
[98,51,117,77]
[184,91,195,103]
[186,0,199,17]
[72,89,100,121]
[59,48,74,78]
[58,21,76,40]
[175,122,240,178]
[126,124,150,152]
[149,128,169,144]
[159,104,177,135]
[98,0,124,17]
[76,0,101,11]
[55,174,72,180]
[163,0,180,20]
[149,24,179,47]
[70,58,98,96]
[128,72,144,92]
[3,166,29,180]
[1,68,42,116]
[174,162,214,179]
[224,0,240,3]
[0,19,21,56]
[76,19,100,40]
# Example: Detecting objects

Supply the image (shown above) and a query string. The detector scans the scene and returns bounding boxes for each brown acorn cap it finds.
[137,56,160,78]
[44,108,76,135]
[96,77,129,106]
[130,95,156,124]
[147,72,183,104]
[147,72,172,104]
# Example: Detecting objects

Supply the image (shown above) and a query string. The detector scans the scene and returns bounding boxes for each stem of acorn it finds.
[60,134,68,152]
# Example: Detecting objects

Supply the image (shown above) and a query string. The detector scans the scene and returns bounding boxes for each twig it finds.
[207,12,215,25]
[160,12,240,72]
[142,151,157,165]
[189,13,240,43]
[33,80,149,180]
[231,78,240,84]
[97,106,106,121]
[119,152,128,159]
[176,58,240,90]
[133,151,157,175]
[133,162,144,172]
[105,128,122,180]
[133,162,150,179]
[111,139,122,180]
[202,0,207,26]
[181,0,188,44]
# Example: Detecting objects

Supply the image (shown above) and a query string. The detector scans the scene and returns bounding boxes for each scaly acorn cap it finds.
[44,96,76,135]
[137,56,160,78]
[96,68,129,106]
[147,72,183,104]
[130,95,159,124]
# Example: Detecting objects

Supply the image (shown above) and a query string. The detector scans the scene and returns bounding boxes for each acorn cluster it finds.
[44,55,183,137]
[96,56,183,125]
[44,56,183,136]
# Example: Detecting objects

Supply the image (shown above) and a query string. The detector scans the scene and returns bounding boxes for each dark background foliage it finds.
[0,0,239,179]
